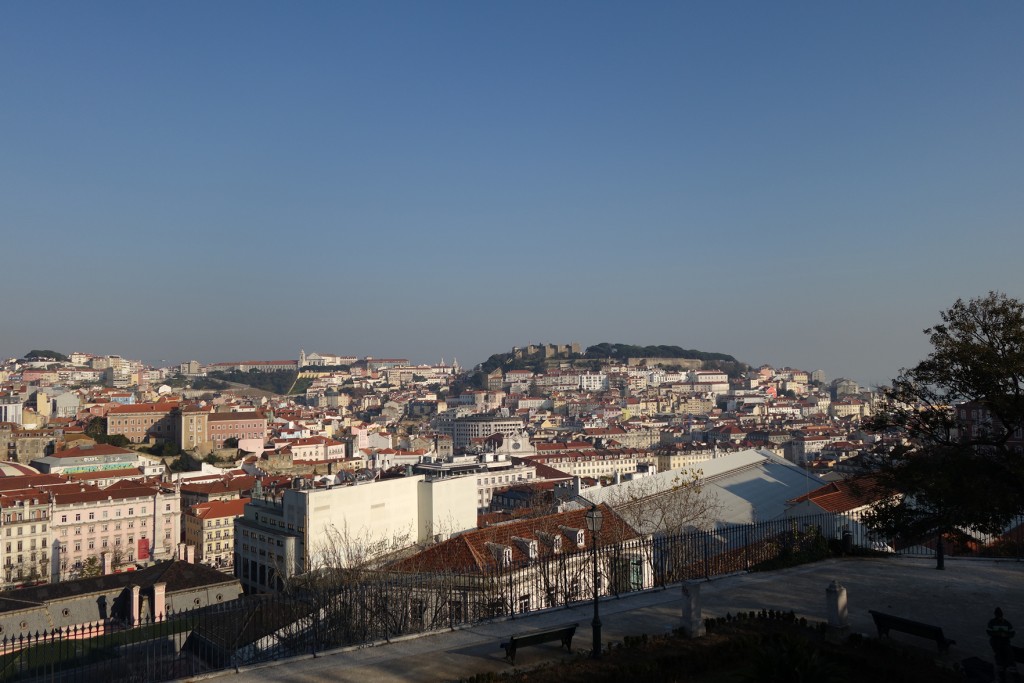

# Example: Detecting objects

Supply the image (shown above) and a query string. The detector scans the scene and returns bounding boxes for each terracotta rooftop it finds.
[107,401,179,415]
[180,475,256,495]
[190,497,251,519]
[52,483,161,505]
[50,443,137,458]
[389,504,637,574]
[788,475,888,513]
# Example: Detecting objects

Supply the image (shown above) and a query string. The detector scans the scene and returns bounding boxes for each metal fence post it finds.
[702,531,710,580]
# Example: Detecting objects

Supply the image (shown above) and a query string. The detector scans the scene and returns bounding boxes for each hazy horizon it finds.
[5,335,938,389]
[3,2,1022,391]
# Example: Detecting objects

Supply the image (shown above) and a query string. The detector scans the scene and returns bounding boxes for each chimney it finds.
[152,582,166,622]
[186,544,195,564]
[130,585,141,626]
[102,551,113,575]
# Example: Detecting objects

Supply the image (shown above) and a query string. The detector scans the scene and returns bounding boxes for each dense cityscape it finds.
[0,342,884,586]
[0,287,1011,662]
[1,289,1022,682]
[4,2,1023,679]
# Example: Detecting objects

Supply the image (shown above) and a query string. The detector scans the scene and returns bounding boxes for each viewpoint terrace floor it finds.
[188,556,1024,682]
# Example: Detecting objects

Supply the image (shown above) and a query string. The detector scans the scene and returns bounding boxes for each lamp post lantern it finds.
[585,505,603,659]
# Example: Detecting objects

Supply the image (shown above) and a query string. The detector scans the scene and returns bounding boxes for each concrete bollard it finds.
[681,581,706,638]
[825,579,849,642]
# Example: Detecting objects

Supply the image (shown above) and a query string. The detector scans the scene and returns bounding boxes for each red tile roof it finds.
[189,497,250,519]
[180,475,256,495]
[52,483,161,505]
[107,401,179,414]
[388,504,637,573]
[51,443,137,458]
[788,475,888,513]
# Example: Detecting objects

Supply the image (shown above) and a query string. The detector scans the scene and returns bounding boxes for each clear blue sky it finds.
[2,1,1022,387]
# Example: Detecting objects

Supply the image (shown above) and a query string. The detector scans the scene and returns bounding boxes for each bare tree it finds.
[597,469,723,590]
[601,468,722,537]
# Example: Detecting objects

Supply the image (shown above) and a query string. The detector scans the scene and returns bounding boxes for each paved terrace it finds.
[190,556,1024,682]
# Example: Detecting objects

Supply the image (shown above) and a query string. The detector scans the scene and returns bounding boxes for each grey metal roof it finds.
[578,449,823,532]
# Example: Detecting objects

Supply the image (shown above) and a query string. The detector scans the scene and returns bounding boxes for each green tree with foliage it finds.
[149,441,181,458]
[84,417,129,447]
[864,292,1024,568]
[208,369,297,395]
[191,377,230,390]
[79,555,102,578]
[24,349,69,362]
[85,417,107,441]
[583,343,737,363]
[168,455,192,472]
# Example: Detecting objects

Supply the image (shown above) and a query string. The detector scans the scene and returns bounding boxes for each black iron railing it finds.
[0,511,1018,682]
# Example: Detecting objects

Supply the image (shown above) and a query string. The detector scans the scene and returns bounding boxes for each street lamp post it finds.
[585,505,603,660]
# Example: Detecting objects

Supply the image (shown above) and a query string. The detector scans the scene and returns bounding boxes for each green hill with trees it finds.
[24,349,69,362]
[207,369,297,395]
[583,343,736,363]
[468,342,745,388]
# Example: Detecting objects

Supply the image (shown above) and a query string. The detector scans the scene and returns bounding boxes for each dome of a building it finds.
[0,461,41,477]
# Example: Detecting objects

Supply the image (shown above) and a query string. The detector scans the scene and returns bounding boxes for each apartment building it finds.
[184,497,248,570]
[207,411,267,448]
[179,474,256,511]
[433,412,526,449]
[0,396,23,426]
[276,435,346,463]
[783,434,839,465]
[522,448,656,481]
[829,399,869,419]
[50,481,181,580]
[472,462,538,510]
[106,401,179,443]
[655,444,718,472]
[0,490,51,588]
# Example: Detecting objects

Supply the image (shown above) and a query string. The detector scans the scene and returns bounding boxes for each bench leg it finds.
[504,646,516,665]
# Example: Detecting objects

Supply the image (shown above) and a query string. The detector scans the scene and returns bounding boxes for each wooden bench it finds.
[868,610,955,653]
[500,623,578,664]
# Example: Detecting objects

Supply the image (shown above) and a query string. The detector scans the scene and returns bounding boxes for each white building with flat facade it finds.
[235,473,476,593]
[0,396,24,426]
